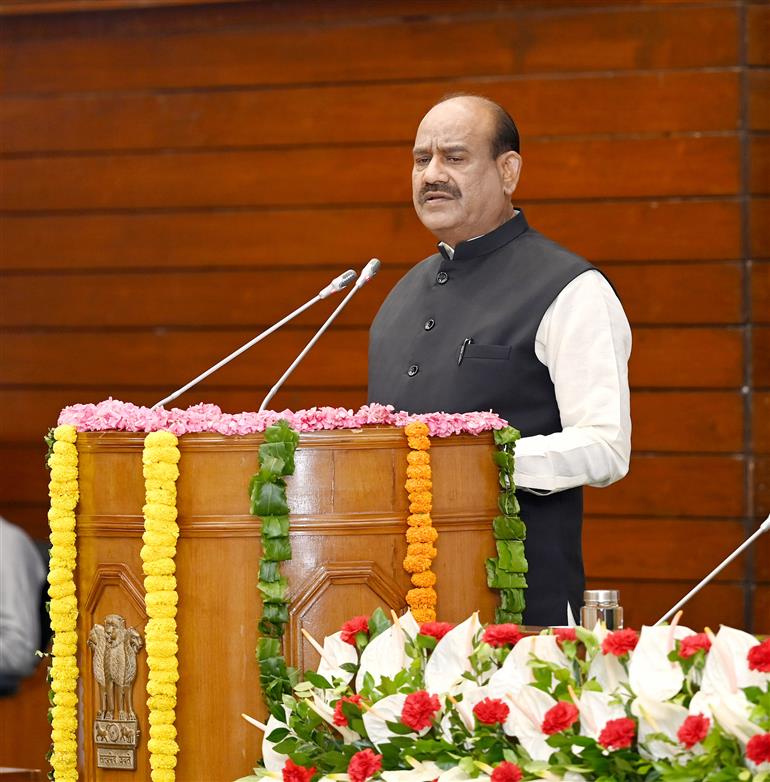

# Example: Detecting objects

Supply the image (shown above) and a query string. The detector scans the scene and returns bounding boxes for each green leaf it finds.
[500,588,526,613]
[495,608,523,624]
[258,637,282,660]
[493,426,521,446]
[492,514,525,540]
[253,481,289,516]
[260,441,297,475]
[497,490,520,517]
[259,560,281,582]
[259,453,286,475]
[369,607,392,639]
[304,671,332,690]
[262,537,292,561]
[258,577,289,603]
[496,540,528,572]
[493,450,515,473]
[385,719,416,735]
[261,515,290,539]
[263,603,290,624]
[264,419,300,446]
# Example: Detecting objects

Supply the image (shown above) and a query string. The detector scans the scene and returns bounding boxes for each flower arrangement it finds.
[46,424,80,782]
[141,431,182,782]
[487,428,527,624]
[249,420,301,709]
[402,421,438,623]
[238,608,770,782]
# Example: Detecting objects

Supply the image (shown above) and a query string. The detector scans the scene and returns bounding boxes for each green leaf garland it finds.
[249,419,300,712]
[487,426,528,624]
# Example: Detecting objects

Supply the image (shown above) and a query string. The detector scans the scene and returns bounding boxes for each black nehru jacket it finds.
[368,210,598,626]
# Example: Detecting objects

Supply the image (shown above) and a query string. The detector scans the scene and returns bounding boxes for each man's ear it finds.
[500,151,522,196]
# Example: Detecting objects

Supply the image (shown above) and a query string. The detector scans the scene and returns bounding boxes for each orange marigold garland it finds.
[403,421,437,622]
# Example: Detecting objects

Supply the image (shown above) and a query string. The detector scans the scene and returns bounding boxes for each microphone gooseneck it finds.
[151,269,357,410]
[258,259,381,413]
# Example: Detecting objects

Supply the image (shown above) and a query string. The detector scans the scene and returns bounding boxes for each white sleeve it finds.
[513,270,632,493]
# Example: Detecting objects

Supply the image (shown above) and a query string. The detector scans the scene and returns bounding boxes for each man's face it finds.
[412,98,520,247]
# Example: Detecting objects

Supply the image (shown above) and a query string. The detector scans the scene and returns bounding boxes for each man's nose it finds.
[423,155,448,182]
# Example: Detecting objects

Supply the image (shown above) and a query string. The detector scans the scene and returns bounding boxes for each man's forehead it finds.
[414,98,493,147]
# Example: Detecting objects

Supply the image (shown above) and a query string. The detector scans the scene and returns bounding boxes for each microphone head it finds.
[337,269,357,290]
[356,258,381,287]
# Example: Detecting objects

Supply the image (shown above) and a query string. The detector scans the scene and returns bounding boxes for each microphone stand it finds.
[151,270,356,410]
[654,514,770,625]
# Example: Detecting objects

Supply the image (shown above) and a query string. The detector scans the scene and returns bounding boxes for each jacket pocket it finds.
[463,343,511,360]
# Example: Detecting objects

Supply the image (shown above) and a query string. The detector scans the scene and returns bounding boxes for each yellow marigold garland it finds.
[47,424,80,782]
[403,421,437,623]
[141,431,181,782]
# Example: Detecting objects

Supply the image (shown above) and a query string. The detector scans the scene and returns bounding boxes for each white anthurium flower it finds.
[487,657,530,704]
[487,634,569,700]
[628,624,695,702]
[260,714,289,772]
[689,689,761,745]
[588,648,629,700]
[361,693,413,747]
[577,688,626,742]
[424,613,482,694]
[701,626,768,697]
[381,761,443,782]
[437,767,490,782]
[631,694,690,761]
[504,683,558,761]
[310,693,360,744]
[317,630,358,687]
[355,613,418,691]
[438,684,488,742]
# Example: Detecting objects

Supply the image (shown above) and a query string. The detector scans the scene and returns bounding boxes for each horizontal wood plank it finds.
[755,587,770,635]
[752,136,770,196]
[0,137,742,211]
[0,200,743,271]
[584,453,745,517]
[753,199,770,259]
[0,262,743,328]
[755,392,770,454]
[584,516,746,580]
[0,6,740,92]
[749,3,770,67]
[0,71,740,153]
[756,455,770,521]
[0,326,746,389]
[749,69,770,132]
[754,326,770,388]
[631,390,743,453]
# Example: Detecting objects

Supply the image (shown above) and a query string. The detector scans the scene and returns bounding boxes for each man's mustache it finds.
[419,183,461,203]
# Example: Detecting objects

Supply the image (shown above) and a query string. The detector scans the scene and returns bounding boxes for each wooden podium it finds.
[75,427,500,780]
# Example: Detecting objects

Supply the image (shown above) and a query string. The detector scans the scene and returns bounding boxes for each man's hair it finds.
[435,93,520,157]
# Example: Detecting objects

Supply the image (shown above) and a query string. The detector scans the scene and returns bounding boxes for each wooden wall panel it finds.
[0,0,764,663]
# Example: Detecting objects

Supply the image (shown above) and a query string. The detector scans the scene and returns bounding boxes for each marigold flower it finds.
[404,421,429,437]
[407,513,433,527]
[406,478,433,493]
[748,639,770,672]
[401,690,441,731]
[419,621,454,641]
[601,628,639,657]
[403,554,433,573]
[598,717,636,750]
[677,714,710,748]
[333,694,363,726]
[541,701,579,735]
[412,607,436,623]
[408,435,431,451]
[53,424,77,443]
[407,450,430,465]
[406,526,439,544]
[491,761,523,782]
[340,615,369,645]
[406,464,432,480]
[347,748,383,782]
[474,697,510,725]
[409,498,432,514]
[482,623,523,648]
[678,633,711,659]
[411,570,437,588]
[407,542,437,559]
[406,587,437,608]
[746,733,770,764]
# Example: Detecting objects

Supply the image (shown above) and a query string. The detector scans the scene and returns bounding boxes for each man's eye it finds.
[447,157,463,163]
[415,157,430,166]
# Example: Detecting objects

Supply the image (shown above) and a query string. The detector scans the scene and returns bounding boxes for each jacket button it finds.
[436,271,448,284]
[407,364,419,377]
[424,318,435,330]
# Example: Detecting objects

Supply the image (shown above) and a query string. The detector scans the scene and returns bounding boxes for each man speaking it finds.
[368,94,631,627]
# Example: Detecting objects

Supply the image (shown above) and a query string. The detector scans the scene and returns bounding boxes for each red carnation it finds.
[282,758,316,782]
[340,615,369,645]
[420,621,455,641]
[747,733,770,764]
[401,690,441,731]
[347,749,383,782]
[473,697,510,725]
[553,627,577,646]
[679,633,712,659]
[541,701,580,735]
[333,694,363,726]
[677,714,710,748]
[601,628,639,657]
[490,761,523,782]
[748,639,770,673]
[598,717,636,750]
[482,623,523,648]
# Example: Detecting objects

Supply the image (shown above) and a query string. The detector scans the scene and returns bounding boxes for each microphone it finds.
[654,514,770,626]
[258,258,381,413]
[151,269,357,410]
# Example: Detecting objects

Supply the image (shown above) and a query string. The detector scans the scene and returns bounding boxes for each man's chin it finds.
[416,206,461,235]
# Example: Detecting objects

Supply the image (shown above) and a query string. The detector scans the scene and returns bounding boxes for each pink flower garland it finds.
[58,399,508,438]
